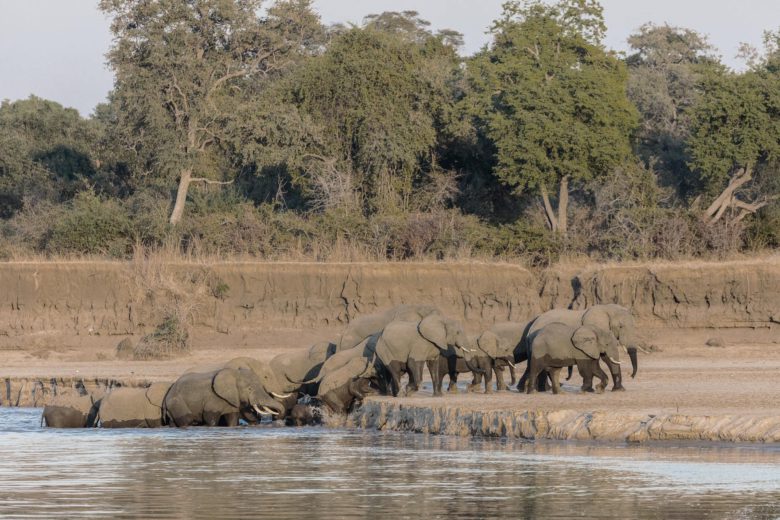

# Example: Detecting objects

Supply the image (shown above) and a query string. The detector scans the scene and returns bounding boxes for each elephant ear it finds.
[418,315,447,350]
[571,326,600,360]
[212,369,240,408]
[477,331,501,359]
[145,382,171,408]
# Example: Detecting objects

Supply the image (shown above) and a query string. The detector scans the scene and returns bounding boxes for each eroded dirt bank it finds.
[1,258,778,340]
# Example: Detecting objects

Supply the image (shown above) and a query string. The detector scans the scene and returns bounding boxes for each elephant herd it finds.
[41,303,640,429]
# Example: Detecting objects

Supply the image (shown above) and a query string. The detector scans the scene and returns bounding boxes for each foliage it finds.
[466,0,637,232]
[1,2,778,263]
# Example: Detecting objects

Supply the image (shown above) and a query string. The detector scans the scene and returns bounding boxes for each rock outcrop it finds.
[347,401,780,443]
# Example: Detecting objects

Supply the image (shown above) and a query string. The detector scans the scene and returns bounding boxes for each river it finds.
[0,408,779,519]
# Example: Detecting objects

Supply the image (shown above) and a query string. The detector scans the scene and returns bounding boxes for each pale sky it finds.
[1,0,778,116]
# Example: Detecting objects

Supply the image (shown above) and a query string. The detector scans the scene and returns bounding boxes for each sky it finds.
[1,0,778,116]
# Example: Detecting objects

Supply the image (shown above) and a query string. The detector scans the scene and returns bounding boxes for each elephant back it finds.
[528,309,586,337]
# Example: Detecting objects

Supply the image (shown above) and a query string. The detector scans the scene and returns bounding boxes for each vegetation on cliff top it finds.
[1,0,779,265]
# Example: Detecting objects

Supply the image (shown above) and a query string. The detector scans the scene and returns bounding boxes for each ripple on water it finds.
[1,408,780,519]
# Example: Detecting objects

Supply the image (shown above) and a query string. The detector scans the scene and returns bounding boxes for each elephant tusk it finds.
[253,404,274,416]
[507,360,516,368]
[608,357,622,365]
[261,406,280,416]
[271,392,293,399]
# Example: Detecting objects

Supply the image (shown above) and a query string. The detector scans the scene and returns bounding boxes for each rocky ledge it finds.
[346,400,780,443]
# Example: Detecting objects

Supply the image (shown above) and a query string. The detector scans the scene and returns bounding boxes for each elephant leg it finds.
[576,360,595,392]
[221,412,240,427]
[605,358,625,391]
[468,370,481,393]
[387,361,404,397]
[494,365,507,392]
[405,360,425,396]
[483,361,494,394]
[526,360,544,394]
[516,363,531,392]
[566,365,574,381]
[509,364,517,386]
[548,367,563,395]
[203,410,222,427]
[593,361,610,393]
[427,358,443,397]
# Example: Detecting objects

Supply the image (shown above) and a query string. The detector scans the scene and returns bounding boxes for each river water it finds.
[1,408,779,519]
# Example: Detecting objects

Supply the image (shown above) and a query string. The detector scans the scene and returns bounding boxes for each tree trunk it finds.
[703,167,753,225]
[540,176,569,235]
[540,184,558,233]
[558,175,569,236]
[169,168,192,226]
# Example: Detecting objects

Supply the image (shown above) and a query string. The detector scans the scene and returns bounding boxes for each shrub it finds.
[46,191,131,257]
[132,311,190,360]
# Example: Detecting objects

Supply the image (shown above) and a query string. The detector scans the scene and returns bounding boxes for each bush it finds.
[46,191,131,256]
[132,312,190,360]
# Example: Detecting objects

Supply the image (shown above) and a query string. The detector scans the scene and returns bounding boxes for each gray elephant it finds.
[517,304,639,391]
[186,342,335,419]
[466,321,530,392]
[163,368,285,427]
[300,334,388,413]
[375,314,472,397]
[97,382,171,428]
[336,304,440,351]
[41,394,100,428]
[525,322,623,394]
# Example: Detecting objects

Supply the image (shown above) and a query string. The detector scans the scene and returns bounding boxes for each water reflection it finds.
[1,408,779,519]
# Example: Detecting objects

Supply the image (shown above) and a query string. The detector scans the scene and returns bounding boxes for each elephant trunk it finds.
[627,346,638,378]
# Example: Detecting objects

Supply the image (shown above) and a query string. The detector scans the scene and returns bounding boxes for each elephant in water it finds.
[375,314,473,397]
[299,334,388,414]
[185,341,336,419]
[164,368,286,427]
[42,394,100,428]
[97,382,172,428]
[517,304,639,391]
[336,304,440,351]
[525,323,623,394]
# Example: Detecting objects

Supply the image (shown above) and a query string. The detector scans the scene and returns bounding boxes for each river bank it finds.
[1,259,778,443]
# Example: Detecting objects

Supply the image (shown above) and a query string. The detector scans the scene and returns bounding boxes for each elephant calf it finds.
[98,382,171,428]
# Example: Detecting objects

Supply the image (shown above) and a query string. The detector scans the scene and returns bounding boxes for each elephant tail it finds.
[40,413,45,428]
[566,365,573,380]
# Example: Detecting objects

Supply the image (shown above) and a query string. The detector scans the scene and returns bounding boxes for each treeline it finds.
[1,0,779,265]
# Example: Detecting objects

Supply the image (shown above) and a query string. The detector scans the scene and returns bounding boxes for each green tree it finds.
[687,58,780,224]
[99,0,323,225]
[468,0,637,234]
[0,96,101,218]
[626,24,716,196]
[287,18,462,214]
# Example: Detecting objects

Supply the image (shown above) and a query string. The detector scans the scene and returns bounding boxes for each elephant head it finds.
[212,368,286,420]
[418,314,471,358]
[571,325,622,365]
[582,304,638,378]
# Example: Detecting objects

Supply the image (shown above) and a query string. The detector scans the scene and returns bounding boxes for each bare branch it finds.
[190,177,234,186]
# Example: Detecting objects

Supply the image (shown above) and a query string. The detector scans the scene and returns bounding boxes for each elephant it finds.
[163,368,286,427]
[41,393,100,428]
[285,403,322,427]
[299,334,389,414]
[525,322,623,394]
[336,304,440,351]
[189,341,337,419]
[317,356,382,414]
[374,314,472,397]
[517,304,639,391]
[465,321,531,392]
[97,382,171,428]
